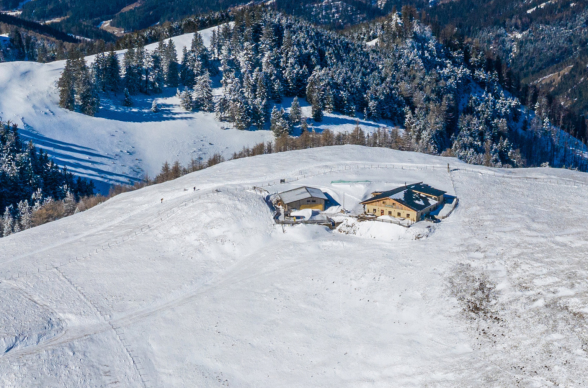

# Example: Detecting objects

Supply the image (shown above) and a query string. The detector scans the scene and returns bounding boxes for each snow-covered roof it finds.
[361,183,443,211]
[279,186,328,204]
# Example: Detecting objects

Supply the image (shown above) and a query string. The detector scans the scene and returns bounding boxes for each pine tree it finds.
[193,70,214,112]
[150,50,165,94]
[323,86,334,113]
[122,88,133,107]
[58,57,75,110]
[270,107,291,137]
[123,48,140,94]
[2,207,14,237]
[180,88,194,111]
[290,97,301,124]
[92,52,107,92]
[105,50,121,92]
[63,191,76,216]
[270,106,282,138]
[232,96,251,130]
[179,47,194,88]
[151,100,160,113]
[76,59,100,116]
[312,101,323,122]
[166,40,180,87]
[301,118,309,133]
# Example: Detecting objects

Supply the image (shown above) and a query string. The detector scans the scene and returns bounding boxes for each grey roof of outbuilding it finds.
[278,186,328,204]
[361,183,445,211]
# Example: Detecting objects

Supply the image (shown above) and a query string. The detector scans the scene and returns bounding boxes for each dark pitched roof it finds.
[393,190,439,211]
[361,183,420,204]
[361,183,445,211]
[411,183,446,197]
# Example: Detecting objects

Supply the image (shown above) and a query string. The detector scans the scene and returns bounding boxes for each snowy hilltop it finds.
[1,146,588,386]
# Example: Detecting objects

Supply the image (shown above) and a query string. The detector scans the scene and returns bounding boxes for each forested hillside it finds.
[418,0,588,147]
[0,121,95,237]
[57,7,587,171]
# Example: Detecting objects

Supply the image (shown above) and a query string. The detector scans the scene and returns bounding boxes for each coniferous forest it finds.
[0,121,95,237]
[56,7,588,172]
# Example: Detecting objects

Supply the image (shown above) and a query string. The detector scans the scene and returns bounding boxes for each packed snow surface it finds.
[1,146,588,387]
[0,24,388,190]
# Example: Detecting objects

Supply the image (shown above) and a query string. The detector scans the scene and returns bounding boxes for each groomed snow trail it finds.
[1,146,587,387]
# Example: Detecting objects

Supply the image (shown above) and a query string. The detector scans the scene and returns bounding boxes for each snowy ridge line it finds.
[251,162,588,190]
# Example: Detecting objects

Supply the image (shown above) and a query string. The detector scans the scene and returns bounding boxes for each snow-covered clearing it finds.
[0,24,387,191]
[1,146,587,386]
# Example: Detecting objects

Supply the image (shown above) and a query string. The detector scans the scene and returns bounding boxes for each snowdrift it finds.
[1,146,588,387]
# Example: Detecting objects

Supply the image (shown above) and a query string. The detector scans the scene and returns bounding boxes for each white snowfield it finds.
[0,24,386,191]
[1,146,588,387]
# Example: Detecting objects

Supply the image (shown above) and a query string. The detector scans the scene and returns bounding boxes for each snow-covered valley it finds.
[1,146,587,387]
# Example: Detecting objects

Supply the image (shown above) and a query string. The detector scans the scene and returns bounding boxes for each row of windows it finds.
[371,208,411,218]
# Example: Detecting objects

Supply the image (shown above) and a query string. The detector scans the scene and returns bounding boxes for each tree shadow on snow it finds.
[19,128,114,160]
[97,88,193,124]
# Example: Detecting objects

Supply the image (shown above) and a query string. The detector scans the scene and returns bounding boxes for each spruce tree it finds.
[270,107,291,137]
[150,51,165,94]
[312,101,323,122]
[105,50,121,93]
[193,70,213,112]
[122,88,133,107]
[2,207,13,237]
[151,100,160,113]
[92,52,107,92]
[180,88,194,111]
[58,58,75,110]
[290,97,301,124]
[123,48,139,94]
[166,40,180,87]
[76,59,100,116]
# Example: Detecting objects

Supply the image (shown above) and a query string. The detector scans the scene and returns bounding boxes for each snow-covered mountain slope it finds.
[0,24,387,190]
[1,146,587,387]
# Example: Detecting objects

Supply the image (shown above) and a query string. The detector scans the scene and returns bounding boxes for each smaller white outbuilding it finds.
[278,186,328,213]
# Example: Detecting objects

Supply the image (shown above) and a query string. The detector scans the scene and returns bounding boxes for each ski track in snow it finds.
[1,146,588,387]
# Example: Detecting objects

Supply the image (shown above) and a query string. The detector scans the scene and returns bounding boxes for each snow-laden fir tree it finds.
[122,88,133,107]
[165,40,180,87]
[150,50,165,94]
[290,96,302,124]
[180,88,194,111]
[2,207,13,237]
[270,107,291,137]
[58,57,75,110]
[17,200,32,231]
[105,50,121,92]
[151,100,160,113]
[76,60,100,116]
[193,70,214,112]
[311,100,323,122]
